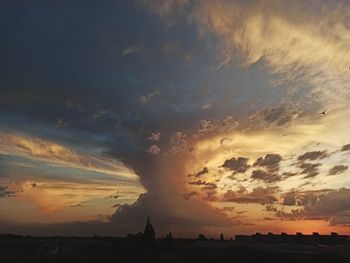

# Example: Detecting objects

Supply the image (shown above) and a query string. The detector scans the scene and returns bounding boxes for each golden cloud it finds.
[0,130,137,179]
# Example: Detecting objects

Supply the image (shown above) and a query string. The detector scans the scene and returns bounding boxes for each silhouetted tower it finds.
[166,232,173,240]
[143,217,155,241]
[165,232,173,244]
[220,233,224,241]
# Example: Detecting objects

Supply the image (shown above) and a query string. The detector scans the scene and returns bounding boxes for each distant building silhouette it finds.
[197,234,207,241]
[166,232,173,240]
[235,232,349,245]
[220,233,224,241]
[143,217,155,242]
[165,232,173,244]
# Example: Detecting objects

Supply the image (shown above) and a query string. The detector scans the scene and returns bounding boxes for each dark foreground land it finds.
[1,235,350,263]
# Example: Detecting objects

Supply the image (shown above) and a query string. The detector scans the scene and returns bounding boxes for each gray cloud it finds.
[147,145,161,155]
[169,131,187,154]
[303,188,350,225]
[298,162,321,178]
[0,186,16,198]
[251,170,281,183]
[329,165,348,176]
[297,151,327,162]
[282,171,298,178]
[188,179,211,186]
[221,187,279,205]
[139,87,160,104]
[122,45,143,56]
[201,182,217,191]
[271,189,350,223]
[191,167,208,177]
[110,191,235,236]
[282,192,297,206]
[341,144,350,151]
[148,132,161,141]
[183,191,198,200]
[253,153,282,172]
[195,117,238,137]
[248,106,299,128]
[221,157,250,174]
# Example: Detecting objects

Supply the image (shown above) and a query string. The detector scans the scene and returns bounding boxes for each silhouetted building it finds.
[197,234,207,241]
[166,232,173,240]
[143,217,155,242]
[220,233,224,241]
[235,232,350,245]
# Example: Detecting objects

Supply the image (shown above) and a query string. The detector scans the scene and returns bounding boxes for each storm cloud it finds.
[221,187,279,205]
[329,165,348,176]
[297,151,327,162]
[2,0,350,236]
[0,186,16,198]
[221,157,250,174]
[253,154,282,172]
[251,170,281,183]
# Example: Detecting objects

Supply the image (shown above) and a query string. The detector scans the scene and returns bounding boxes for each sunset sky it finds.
[1,0,350,237]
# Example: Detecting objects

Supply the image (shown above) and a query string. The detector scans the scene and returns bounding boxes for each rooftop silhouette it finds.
[235,232,349,245]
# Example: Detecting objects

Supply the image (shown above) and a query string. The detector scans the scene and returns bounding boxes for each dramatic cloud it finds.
[221,187,279,205]
[341,144,350,151]
[169,131,188,154]
[188,180,210,186]
[253,153,282,172]
[251,170,281,183]
[298,162,321,178]
[248,106,300,128]
[195,117,238,137]
[0,186,16,198]
[269,189,350,224]
[8,180,142,213]
[282,192,297,206]
[196,120,217,135]
[3,0,350,236]
[190,167,208,177]
[297,151,328,162]
[0,131,136,178]
[329,165,348,176]
[191,0,350,107]
[221,157,250,174]
[183,191,198,200]
[303,188,350,225]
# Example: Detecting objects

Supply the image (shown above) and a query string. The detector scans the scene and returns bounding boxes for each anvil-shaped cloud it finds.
[1,0,350,237]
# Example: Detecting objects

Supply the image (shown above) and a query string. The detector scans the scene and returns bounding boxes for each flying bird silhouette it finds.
[319,109,327,116]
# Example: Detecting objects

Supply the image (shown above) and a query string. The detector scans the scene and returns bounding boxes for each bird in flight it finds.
[319,109,327,116]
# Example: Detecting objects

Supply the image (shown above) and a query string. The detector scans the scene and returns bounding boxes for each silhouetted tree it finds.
[197,234,207,241]
[143,217,155,242]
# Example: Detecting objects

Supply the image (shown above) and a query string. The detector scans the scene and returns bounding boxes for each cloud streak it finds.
[0,130,137,179]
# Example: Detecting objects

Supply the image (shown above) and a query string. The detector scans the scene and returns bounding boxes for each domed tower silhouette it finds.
[143,217,155,241]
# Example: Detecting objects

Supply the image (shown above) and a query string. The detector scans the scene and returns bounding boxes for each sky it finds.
[1,0,350,238]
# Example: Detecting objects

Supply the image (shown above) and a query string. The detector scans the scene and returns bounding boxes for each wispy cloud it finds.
[122,45,143,56]
[139,87,160,104]
[0,130,136,178]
